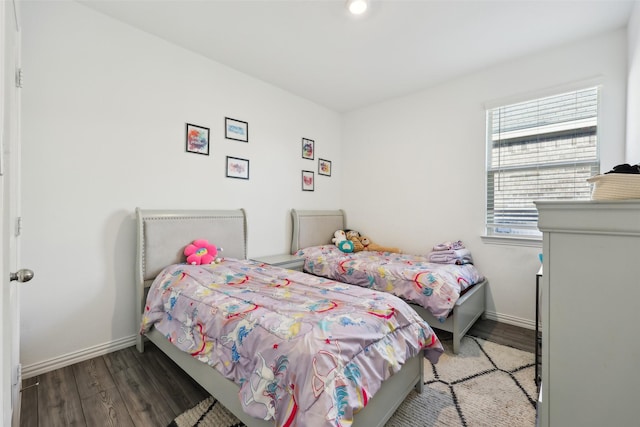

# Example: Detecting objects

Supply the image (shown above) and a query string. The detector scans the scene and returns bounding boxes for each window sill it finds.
[481,235,542,248]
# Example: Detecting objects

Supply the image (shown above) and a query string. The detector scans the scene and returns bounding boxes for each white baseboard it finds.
[21,334,137,379]
[483,310,536,331]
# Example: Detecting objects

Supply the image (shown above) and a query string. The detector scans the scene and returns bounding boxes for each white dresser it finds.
[535,200,640,427]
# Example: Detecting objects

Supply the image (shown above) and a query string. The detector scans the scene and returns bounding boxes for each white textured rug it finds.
[170,336,537,427]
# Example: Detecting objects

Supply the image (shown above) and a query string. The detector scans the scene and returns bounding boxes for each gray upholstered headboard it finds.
[135,208,248,326]
[136,208,248,285]
[290,209,346,253]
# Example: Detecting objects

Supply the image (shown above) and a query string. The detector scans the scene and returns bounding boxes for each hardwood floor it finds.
[19,318,534,426]
[19,343,209,427]
[453,318,535,353]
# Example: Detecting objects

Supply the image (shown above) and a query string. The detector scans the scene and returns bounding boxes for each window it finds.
[486,87,599,239]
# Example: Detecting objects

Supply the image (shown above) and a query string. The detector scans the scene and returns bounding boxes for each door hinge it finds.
[15,217,22,237]
[15,68,23,88]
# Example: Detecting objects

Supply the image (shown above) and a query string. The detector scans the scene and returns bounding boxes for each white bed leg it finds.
[414,380,424,393]
[136,335,145,353]
[452,308,461,354]
[415,356,424,393]
[452,334,461,354]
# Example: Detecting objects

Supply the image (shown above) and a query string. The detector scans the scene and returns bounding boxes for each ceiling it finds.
[78,0,636,112]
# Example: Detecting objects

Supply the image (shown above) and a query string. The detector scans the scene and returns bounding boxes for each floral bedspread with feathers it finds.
[296,245,484,321]
[141,258,443,427]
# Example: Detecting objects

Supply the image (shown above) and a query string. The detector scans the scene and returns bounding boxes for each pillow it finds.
[184,239,220,265]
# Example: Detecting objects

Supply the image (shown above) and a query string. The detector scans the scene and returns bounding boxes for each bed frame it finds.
[135,208,425,427]
[291,208,487,354]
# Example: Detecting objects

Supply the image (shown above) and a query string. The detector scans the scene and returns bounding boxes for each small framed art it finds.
[302,138,314,160]
[318,158,331,176]
[185,123,210,155]
[225,117,249,142]
[226,156,250,180]
[302,170,314,191]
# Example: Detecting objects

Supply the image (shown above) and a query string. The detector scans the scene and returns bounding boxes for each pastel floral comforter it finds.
[296,246,485,322]
[141,258,443,427]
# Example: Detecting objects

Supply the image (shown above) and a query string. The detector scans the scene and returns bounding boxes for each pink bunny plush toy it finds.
[183,239,222,265]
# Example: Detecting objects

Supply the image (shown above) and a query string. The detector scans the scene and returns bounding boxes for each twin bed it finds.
[290,209,487,354]
[135,208,444,427]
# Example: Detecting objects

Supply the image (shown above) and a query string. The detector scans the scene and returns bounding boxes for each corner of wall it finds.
[626,1,640,162]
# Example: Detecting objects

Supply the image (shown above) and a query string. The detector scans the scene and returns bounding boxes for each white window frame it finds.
[482,81,601,246]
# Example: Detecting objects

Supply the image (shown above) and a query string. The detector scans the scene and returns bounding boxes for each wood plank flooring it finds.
[19,318,534,426]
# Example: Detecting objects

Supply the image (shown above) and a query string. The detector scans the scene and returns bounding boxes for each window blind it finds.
[486,87,599,237]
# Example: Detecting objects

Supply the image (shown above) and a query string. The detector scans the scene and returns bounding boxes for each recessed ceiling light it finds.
[347,0,368,15]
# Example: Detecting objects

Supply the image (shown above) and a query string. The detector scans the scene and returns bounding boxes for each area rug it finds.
[169,336,537,427]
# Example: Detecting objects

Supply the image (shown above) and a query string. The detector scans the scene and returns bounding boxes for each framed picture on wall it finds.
[302,170,314,191]
[318,158,331,176]
[302,138,314,160]
[225,117,249,142]
[226,156,250,179]
[185,123,210,155]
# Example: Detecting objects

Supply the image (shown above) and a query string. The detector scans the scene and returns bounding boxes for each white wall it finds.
[19,1,342,373]
[627,1,640,162]
[342,30,628,327]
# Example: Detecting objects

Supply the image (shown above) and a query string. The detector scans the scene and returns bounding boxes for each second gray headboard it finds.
[290,209,346,253]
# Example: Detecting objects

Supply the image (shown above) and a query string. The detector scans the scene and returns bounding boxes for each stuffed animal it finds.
[332,230,355,253]
[184,239,223,265]
[360,236,402,254]
[346,230,364,252]
[332,230,347,245]
[337,240,354,253]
